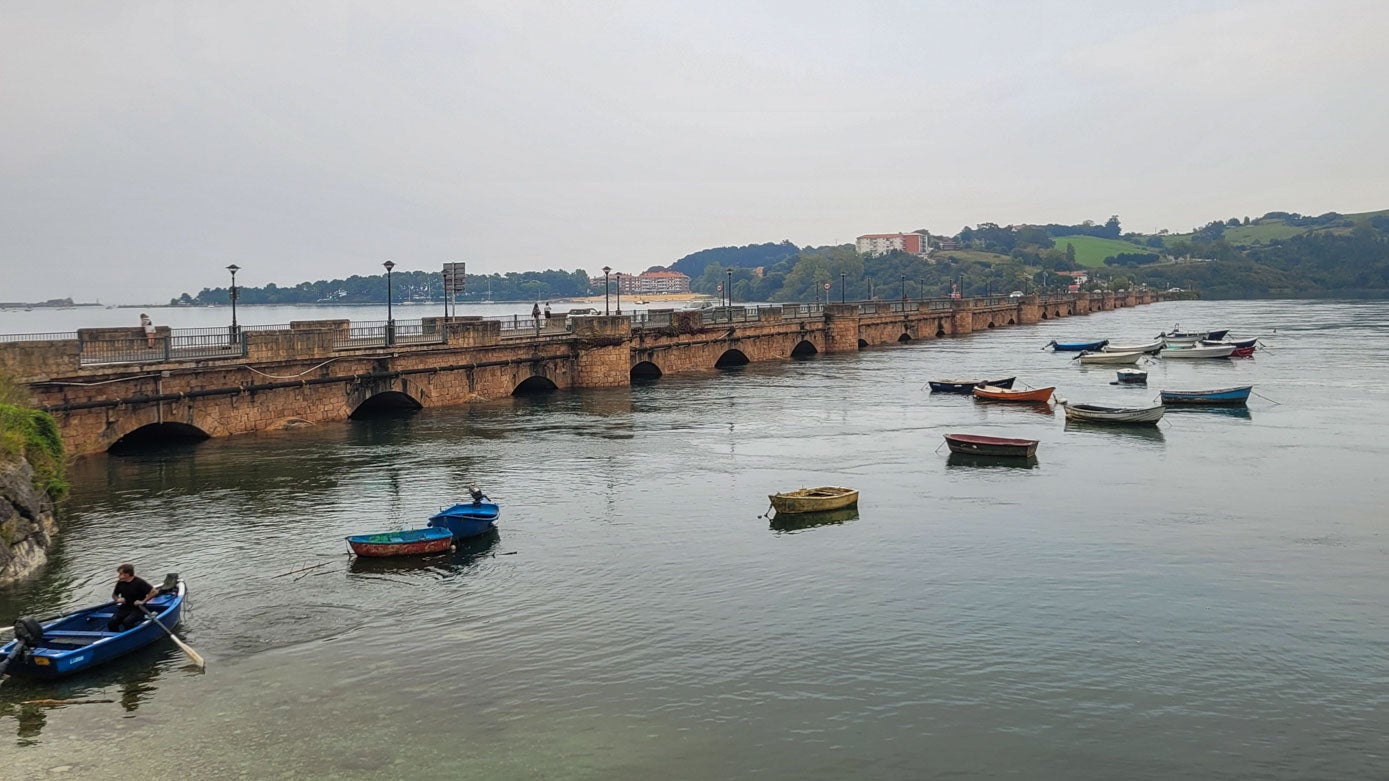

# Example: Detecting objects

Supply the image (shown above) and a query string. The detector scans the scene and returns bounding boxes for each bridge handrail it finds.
[0,330,79,343]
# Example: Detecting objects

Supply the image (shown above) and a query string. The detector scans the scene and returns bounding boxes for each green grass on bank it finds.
[0,403,67,501]
[1051,235,1158,268]
[935,250,1013,264]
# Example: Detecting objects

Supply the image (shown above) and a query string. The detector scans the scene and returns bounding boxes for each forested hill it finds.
[170,209,1389,306]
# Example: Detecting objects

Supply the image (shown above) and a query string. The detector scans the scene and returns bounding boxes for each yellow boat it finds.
[768,486,859,514]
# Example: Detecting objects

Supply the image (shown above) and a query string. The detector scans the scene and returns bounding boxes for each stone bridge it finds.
[0,291,1159,456]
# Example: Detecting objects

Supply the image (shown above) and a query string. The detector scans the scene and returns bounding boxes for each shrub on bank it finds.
[0,401,68,501]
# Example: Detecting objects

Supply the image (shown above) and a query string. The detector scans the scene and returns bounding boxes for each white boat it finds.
[1161,335,1201,347]
[1075,350,1144,365]
[1161,344,1236,359]
[1103,339,1164,354]
[1061,401,1165,425]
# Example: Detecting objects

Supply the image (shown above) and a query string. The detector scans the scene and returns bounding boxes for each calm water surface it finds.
[2,300,1386,779]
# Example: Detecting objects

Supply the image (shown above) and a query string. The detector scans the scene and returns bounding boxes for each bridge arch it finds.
[792,340,819,359]
[856,338,868,349]
[715,348,750,368]
[897,332,912,343]
[108,422,210,453]
[986,321,996,329]
[1007,317,1016,325]
[513,376,560,395]
[350,390,423,419]
[631,360,663,381]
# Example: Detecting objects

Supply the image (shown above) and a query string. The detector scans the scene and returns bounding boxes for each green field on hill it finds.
[1051,236,1157,267]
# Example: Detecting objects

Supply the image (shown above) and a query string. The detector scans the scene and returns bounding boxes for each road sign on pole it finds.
[442,262,466,317]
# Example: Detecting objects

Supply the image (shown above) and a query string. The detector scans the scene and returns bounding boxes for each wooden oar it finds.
[137,604,205,669]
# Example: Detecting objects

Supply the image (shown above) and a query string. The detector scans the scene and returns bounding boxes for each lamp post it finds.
[840,271,846,304]
[383,260,396,345]
[901,274,906,301]
[226,264,240,343]
[868,276,874,299]
[615,272,622,315]
[726,268,733,308]
[602,266,611,315]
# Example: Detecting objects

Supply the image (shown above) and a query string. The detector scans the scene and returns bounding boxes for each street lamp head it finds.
[383,260,395,272]
[226,264,240,274]
[602,266,611,275]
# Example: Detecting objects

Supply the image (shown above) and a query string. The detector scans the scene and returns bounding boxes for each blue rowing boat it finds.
[1046,339,1109,352]
[1,575,186,680]
[428,502,501,539]
[1159,385,1254,406]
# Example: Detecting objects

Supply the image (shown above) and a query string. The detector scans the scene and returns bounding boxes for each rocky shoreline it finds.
[0,458,58,584]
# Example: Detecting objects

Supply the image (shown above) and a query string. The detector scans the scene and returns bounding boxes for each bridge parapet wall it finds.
[821,304,861,353]
[0,339,82,384]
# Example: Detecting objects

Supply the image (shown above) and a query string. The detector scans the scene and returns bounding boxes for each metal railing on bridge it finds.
[78,326,249,367]
[332,319,444,350]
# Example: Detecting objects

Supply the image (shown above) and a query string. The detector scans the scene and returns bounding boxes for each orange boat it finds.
[972,384,1055,403]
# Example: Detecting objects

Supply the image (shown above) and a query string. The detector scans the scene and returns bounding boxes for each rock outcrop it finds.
[0,459,58,584]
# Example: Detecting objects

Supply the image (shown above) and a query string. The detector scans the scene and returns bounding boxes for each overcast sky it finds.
[2,1,1386,304]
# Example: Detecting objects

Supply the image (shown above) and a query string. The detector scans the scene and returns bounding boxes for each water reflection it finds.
[0,641,174,745]
[769,508,859,533]
[1164,406,1253,420]
[946,452,1040,470]
[972,400,1056,417]
[1063,421,1168,443]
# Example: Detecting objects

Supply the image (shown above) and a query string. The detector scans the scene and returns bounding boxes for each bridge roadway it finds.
[0,291,1159,456]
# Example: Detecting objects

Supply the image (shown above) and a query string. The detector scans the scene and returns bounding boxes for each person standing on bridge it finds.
[140,313,156,347]
[544,301,552,321]
[532,301,542,326]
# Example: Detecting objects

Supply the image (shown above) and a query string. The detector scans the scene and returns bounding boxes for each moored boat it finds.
[1161,344,1236,359]
[768,486,859,514]
[1,576,186,680]
[1116,369,1148,384]
[1102,339,1164,354]
[1045,339,1108,352]
[1229,345,1255,357]
[1158,385,1253,406]
[928,376,1016,393]
[346,527,455,557]
[428,501,501,539]
[1201,337,1257,349]
[1075,350,1143,365]
[1061,402,1165,425]
[943,433,1039,458]
[973,384,1055,403]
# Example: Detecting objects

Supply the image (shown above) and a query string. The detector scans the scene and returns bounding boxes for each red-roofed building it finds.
[856,232,930,258]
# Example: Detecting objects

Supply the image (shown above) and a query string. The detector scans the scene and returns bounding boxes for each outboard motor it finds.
[13,616,43,646]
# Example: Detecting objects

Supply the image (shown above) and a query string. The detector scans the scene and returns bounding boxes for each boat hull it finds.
[928,376,1016,393]
[346,527,455,557]
[768,487,859,514]
[428,502,501,539]
[1062,403,1165,425]
[1162,344,1236,359]
[1116,369,1148,384]
[1159,386,1253,406]
[973,385,1055,403]
[1202,337,1257,349]
[1047,339,1108,352]
[1103,340,1164,354]
[1077,350,1143,365]
[1,581,186,680]
[944,434,1039,458]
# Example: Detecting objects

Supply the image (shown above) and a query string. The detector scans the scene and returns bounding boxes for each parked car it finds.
[1008,290,1024,298]
[568,307,600,317]
[1167,287,1183,293]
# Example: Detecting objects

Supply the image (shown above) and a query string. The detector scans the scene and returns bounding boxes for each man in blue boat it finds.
[109,563,158,632]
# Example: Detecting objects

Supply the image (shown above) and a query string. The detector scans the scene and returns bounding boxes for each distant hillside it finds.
[1051,236,1159,268]
[1166,209,1389,248]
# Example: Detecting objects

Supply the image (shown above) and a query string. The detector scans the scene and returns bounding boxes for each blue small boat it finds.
[1159,385,1254,407]
[1,576,186,680]
[1046,339,1109,352]
[346,526,455,557]
[428,502,501,539]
